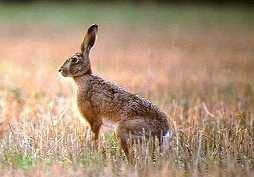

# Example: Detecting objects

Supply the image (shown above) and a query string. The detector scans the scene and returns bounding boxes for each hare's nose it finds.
[58,68,62,72]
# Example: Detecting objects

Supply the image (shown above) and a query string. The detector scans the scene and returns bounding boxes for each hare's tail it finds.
[163,130,173,139]
[160,129,173,152]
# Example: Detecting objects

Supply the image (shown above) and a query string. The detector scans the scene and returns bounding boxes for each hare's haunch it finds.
[59,24,171,158]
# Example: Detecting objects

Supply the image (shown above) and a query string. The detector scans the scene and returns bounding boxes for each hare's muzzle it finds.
[58,67,64,74]
[58,66,69,77]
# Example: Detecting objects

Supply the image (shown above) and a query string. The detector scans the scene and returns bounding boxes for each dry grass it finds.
[0,4,253,177]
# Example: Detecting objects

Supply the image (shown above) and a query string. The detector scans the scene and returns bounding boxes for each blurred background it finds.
[0,0,253,4]
[0,0,253,126]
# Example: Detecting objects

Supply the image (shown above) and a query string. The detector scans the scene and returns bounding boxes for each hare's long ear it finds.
[80,24,98,56]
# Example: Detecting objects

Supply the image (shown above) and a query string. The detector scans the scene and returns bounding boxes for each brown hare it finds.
[59,24,171,158]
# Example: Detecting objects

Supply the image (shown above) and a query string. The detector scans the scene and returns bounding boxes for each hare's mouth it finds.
[60,72,69,77]
[58,68,70,77]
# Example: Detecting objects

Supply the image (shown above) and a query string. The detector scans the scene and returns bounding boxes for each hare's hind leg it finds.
[115,119,154,161]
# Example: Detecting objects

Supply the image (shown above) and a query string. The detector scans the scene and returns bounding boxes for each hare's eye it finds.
[72,58,79,64]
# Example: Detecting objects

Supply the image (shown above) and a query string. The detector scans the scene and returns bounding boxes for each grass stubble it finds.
[0,3,253,177]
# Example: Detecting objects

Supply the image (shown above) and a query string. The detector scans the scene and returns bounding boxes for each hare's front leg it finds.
[89,118,102,148]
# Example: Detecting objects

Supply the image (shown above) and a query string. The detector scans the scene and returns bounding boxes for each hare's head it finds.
[59,24,98,77]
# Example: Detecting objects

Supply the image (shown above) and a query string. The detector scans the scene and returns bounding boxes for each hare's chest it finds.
[76,90,94,121]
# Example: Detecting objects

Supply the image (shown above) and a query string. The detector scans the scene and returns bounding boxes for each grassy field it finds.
[0,2,253,177]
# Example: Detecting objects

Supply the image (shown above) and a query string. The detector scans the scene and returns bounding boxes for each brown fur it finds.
[59,24,170,158]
